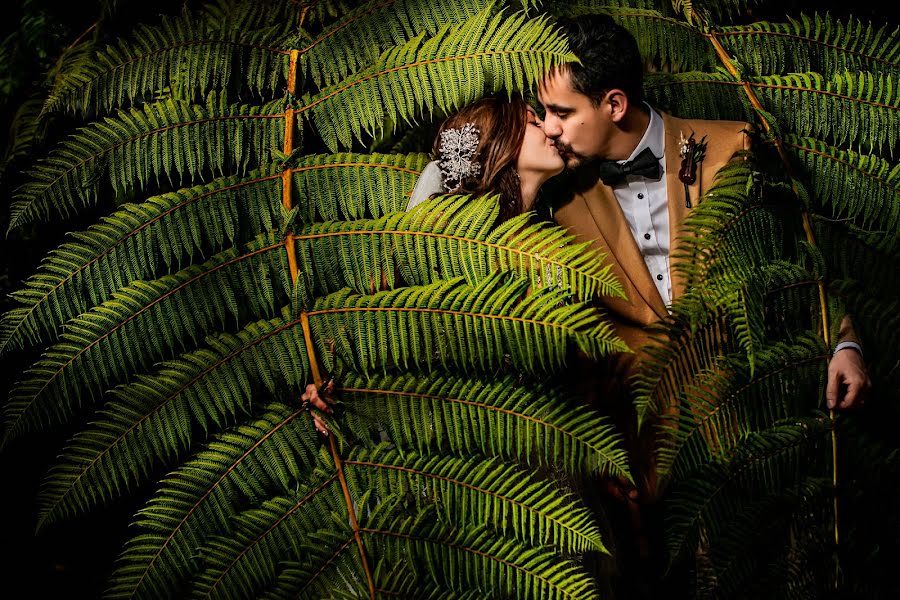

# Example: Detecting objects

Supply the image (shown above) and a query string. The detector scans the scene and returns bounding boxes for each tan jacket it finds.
[555,112,753,354]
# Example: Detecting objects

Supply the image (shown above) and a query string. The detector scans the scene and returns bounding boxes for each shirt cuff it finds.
[833,341,863,357]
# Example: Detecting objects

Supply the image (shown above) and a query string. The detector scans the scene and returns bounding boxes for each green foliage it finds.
[2,1,898,598]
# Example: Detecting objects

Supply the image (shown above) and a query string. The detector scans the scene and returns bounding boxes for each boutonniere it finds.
[678,131,707,207]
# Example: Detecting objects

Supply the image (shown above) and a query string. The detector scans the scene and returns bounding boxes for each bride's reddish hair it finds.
[435,94,528,222]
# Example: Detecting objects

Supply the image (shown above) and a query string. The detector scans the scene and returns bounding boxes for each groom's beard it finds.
[553,141,592,170]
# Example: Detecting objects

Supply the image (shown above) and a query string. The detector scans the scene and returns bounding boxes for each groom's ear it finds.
[604,89,629,123]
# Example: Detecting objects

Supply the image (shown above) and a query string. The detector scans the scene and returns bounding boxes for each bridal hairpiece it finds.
[438,123,481,190]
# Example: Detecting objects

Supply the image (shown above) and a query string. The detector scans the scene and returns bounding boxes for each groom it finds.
[538,11,871,594]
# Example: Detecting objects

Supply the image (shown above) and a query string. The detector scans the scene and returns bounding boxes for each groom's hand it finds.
[827,348,871,410]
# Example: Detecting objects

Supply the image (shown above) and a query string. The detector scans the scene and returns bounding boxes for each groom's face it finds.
[538,69,610,169]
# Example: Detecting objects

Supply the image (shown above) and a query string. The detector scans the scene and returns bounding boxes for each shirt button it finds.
[637,193,644,199]
[644,233,651,240]
[656,274,664,281]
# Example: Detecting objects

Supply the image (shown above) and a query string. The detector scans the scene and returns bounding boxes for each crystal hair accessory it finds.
[438,123,481,190]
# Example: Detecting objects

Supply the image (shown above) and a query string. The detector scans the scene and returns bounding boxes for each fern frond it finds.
[293,194,623,306]
[659,335,829,479]
[361,508,598,600]
[35,310,312,531]
[292,152,429,223]
[189,485,350,600]
[342,444,606,554]
[717,14,900,79]
[337,371,631,482]
[785,135,900,234]
[8,94,285,232]
[748,71,900,155]
[645,70,750,121]
[1,167,283,355]
[664,419,831,569]
[104,403,319,600]
[0,96,49,176]
[43,11,293,117]
[299,0,492,88]
[308,274,626,377]
[300,6,575,151]
[3,233,290,445]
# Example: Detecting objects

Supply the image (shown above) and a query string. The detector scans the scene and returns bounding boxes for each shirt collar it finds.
[623,103,663,163]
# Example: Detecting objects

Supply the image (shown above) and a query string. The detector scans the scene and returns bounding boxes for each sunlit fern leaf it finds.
[342,444,606,554]
[336,372,632,482]
[785,135,900,234]
[664,418,831,575]
[8,94,286,232]
[359,505,599,600]
[644,70,752,121]
[308,274,626,378]
[292,152,429,223]
[0,166,283,355]
[2,233,291,445]
[657,335,829,479]
[42,11,294,117]
[35,312,312,531]
[299,5,576,152]
[293,194,623,307]
[717,14,900,79]
[749,72,900,155]
[298,0,493,89]
[103,403,319,600]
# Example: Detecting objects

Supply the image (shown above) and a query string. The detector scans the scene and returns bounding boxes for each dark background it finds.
[0,1,888,598]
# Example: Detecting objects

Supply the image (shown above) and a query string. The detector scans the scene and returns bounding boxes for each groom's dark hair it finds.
[555,14,645,106]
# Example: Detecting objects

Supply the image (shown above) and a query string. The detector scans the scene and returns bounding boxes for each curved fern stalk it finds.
[299,5,576,152]
[35,309,312,531]
[337,372,632,482]
[308,274,627,378]
[784,135,900,234]
[664,419,831,584]
[0,166,283,355]
[0,152,428,357]
[293,194,624,307]
[717,14,900,79]
[657,335,829,479]
[8,94,286,233]
[2,232,291,446]
[747,72,900,155]
[103,403,320,600]
[297,0,493,88]
[341,444,606,554]
[42,10,295,117]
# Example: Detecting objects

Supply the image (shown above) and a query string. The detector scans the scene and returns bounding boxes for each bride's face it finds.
[517,107,565,183]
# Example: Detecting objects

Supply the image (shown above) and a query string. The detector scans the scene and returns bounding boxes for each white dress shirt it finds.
[610,106,671,306]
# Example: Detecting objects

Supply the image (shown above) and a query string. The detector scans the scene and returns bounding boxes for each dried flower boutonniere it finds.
[678,131,708,207]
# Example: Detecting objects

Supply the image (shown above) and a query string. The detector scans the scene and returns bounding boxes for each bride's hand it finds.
[301,379,335,436]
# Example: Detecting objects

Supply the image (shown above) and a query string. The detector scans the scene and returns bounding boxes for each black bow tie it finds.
[594,147,661,186]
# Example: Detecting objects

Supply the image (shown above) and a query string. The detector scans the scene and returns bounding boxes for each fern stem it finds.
[296,0,396,55]
[707,29,841,550]
[284,49,300,283]
[328,436,377,600]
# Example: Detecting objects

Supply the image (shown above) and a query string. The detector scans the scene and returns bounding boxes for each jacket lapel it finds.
[581,183,669,319]
[663,113,700,301]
